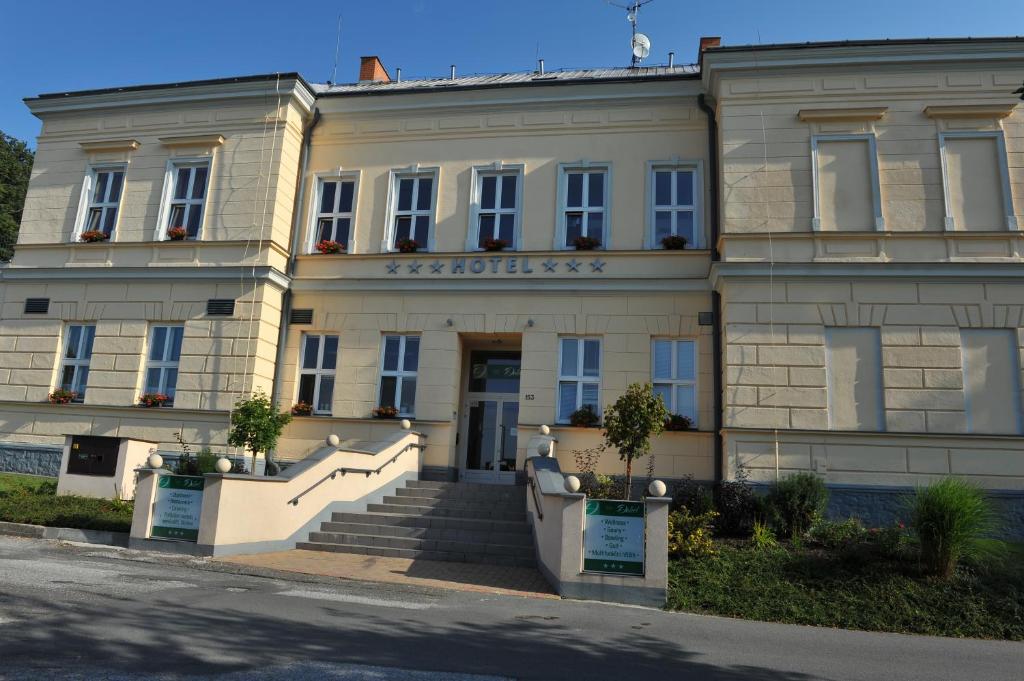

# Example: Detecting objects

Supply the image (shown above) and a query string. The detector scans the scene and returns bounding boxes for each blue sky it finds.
[2,0,1022,144]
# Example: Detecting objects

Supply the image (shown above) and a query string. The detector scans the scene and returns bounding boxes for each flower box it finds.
[664,414,693,431]
[661,235,688,250]
[396,238,421,253]
[291,402,313,416]
[79,230,110,243]
[166,227,188,241]
[573,236,601,251]
[372,406,400,419]
[482,238,509,252]
[48,389,77,405]
[139,393,170,408]
[569,405,600,428]
[315,240,345,254]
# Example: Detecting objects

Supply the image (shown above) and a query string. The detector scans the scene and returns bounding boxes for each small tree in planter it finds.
[602,383,668,500]
[315,240,345,254]
[396,238,420,253]
[661,234,688,250]
[482,238,509,252]
[138,393,169,408]
[166,227,188,241]
[228,388,292,476]
[372,405,400,419]
[573,235,601,251]
[79,230,110,243]
[48,388,77,404]
[569,405,600,428]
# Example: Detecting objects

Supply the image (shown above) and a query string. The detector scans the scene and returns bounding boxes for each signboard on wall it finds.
[582,499,645,576]
[151,475,205,542]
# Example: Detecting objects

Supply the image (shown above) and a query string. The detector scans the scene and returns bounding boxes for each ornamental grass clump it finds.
[766,472,828,539]
[910,477,1005,579]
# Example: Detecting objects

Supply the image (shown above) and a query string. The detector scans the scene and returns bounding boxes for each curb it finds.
[0,521,129,547]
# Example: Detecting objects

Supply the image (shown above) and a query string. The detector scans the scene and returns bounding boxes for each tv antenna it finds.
[608,0,654,67]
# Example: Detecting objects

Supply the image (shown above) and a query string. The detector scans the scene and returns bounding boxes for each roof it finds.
[705,36,1024,54]
[312,65,700,96]
[31,72,313,102]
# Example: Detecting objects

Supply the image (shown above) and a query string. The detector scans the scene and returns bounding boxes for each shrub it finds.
[751,521,778,551]
[668,509,718,558]
[910,477,1004,579]
[579,473,620,499]
[713,468,758,537]
[810,517,866,550]
[228,389,293,476]
[602,383,668,500]
[671,475,713,515]
[569,405,600,427]
[766,472,828,538]
[867,522,912,560]
[661,234,688,250]
[663,414,693,431]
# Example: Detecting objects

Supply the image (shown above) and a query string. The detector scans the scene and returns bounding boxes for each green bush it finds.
[810,517,866,550]
[671,475,714,515]
[578,472,620,499]
[750,520,778,551]
[668,509,717,558]
[766,472,829,538]
[713,468,757,537]
[0,475,133,532]
[910,477,1004,579]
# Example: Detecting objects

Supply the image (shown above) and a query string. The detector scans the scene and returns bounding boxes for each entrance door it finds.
[460,351,520,484]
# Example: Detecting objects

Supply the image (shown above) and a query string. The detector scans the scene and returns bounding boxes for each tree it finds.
[228,389,292,476]
[602,383,668,500]
[0,131,34,262]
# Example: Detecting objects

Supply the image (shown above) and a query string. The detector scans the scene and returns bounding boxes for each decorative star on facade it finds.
[386,260,400,274]
[566,258,580,272]
[542,259,558,272]
[590,258,606,272]
[430,260,444,274]
[407,260,422,274]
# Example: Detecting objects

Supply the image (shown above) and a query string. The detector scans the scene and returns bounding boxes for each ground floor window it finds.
[379,335,420,417]
[557,337,601,423]
[652,339,697,424]
[297,334,338,415]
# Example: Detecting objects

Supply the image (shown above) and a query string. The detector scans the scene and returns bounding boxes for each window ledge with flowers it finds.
[138,393,170,408]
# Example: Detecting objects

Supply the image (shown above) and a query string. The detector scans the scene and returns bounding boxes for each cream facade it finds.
[1,39,1022,516]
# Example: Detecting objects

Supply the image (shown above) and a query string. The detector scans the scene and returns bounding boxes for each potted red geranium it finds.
[664,414,693,431]
[482,238,509,252]
[48,389,77,404]
[315,240,345,254]
[79,230,109,243]
[372,405,400,419]
[166,227,188,241]
[139,393,170,408]
[661,235,688,250]
[569,405,600,428]
[396,238,420,253]
[291,402,313,416]
[573,235,601,251]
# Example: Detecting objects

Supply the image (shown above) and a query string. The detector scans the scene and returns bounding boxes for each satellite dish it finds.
[632,33,651,59]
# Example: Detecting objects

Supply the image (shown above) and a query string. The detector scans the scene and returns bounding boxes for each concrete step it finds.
[394,486,525,503]
[319,521,534,546]
[295,541,536,568]
[366,503,527,522]
[330,511,531,534]
[381,495,523,512]
[307,531,536,558]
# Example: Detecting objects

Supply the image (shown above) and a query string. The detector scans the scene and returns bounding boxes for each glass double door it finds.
[461,351,521,484]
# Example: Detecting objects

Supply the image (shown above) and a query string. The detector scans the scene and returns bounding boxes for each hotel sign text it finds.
[385,256,607,276]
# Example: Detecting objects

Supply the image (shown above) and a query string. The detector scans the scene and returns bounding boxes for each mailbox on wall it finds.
[57,435,156,501]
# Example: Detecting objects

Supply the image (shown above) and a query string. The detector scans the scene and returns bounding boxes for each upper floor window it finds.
[385,170,436,252]
[652,339,697,425]
[378,335,420,417]
[650,163,700,248]
[76,167,125,240]
[558,165,608,250]
[557,337,601,423]
[297,334,338,415]
[310,175,358,253]
[144,325,184,406]
[161,160,210,240]
[469,167,522,251]
[58,324,96,403]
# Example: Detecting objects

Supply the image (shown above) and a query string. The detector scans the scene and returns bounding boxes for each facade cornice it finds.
[290,278,711,293]
[0,265,291,291]
[710,261,1024,289]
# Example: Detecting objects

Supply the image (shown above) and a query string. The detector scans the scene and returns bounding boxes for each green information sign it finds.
[582,499,645,576]
[151,475,205,542]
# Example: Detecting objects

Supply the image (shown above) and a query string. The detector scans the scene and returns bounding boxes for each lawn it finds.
[0,472,134,533]
[667,541,1024,640]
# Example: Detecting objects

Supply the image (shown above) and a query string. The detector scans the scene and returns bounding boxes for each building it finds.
[1,37,1022,525]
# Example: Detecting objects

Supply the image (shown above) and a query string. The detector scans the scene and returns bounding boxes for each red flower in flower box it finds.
[139,393,170,408]
[79,230,110,243]
[573,235,601,251]
[482,238,509,252]
[48,389,77,404]
[291,402,313,416]
[315,240,345,254]
[166,227,188,241]
[396,238,421,253]
[661,235,688,250]
[372,406,400,419]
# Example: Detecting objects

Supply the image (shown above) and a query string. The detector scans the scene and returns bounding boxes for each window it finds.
[143,326,184,406]
[78,167,125,239]
[939,132,1017,231]
[310,176,357,252]
[825,327,884,431]
[961,329,1022,434]
[386,171,436,251]
[557,337,601,423]
[558,166,608,249]
[297,334,338,415]
[650,164,700,248]
[163,161,210,239]
[57,325,96,403]
[470,167,521,250]
[378,335,420,417]
[811,135,883,232]
[652,339,697,424]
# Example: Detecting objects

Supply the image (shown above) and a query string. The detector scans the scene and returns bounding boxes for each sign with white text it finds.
[151,475,205,542]
[582,499,645,576]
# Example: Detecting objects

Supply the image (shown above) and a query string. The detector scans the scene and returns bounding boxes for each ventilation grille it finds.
[289,308,314,325]
[206,299,235,316]
[698,311,715,326]
[24,298,50,314]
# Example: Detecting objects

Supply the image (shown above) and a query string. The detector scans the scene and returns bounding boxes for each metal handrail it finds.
[287,442,425,506]
[527,473,544,521]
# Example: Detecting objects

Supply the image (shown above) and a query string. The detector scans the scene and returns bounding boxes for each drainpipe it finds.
[697,93,724,483]
[270,107,321,412]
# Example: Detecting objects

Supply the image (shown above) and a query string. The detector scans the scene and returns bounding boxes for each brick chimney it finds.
[699,36,722,52]
[359,56,391,83]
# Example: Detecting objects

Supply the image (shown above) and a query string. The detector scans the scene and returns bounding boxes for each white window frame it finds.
[154,157,213,241]
[651,338,698,426]
[646,160,704,249]
[466,163,524,251]
[382,166,439,253]
[377,334,420,418]
[555,162,612,250]
[810,134,884,232]
[73,165,127,241]
[143,325,184,406]
[937,130,1018,231]
[306,170,361,253]
[297,334,338,415]
[57,324,96,403]
[556,337,602,424]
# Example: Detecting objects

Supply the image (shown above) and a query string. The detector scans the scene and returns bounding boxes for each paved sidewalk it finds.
[218,549,558,599]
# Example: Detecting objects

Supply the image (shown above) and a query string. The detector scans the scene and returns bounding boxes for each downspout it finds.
[698,93,724,483]
[270,106,321,412]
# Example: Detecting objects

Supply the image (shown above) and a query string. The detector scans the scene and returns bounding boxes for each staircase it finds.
[296,480,536,567]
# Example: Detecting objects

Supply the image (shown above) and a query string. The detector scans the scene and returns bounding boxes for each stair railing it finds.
[287,442,425,507]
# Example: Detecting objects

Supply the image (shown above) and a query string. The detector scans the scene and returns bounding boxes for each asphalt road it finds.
[0,536,1020,680]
